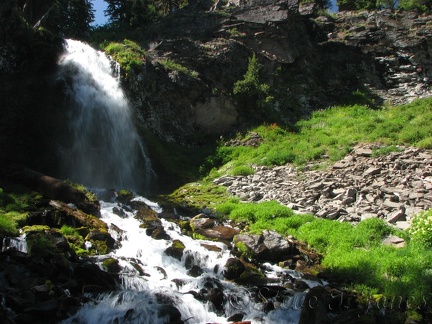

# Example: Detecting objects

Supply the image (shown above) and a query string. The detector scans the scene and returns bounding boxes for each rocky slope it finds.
[213,144,432,230]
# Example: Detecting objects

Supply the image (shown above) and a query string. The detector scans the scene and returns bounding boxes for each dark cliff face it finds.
[124,3,432,145]
[0,2,64,173]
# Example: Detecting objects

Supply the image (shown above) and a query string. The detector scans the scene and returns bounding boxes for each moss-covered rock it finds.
[102,257,122,274]
[116,190,134,203]
[165,239,186,261]
[222,257,245,280]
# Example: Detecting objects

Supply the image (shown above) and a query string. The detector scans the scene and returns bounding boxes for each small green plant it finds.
[64,180,97,202]
[235,241,254,259]
[227,28,246,38]
[0,215,19,236]
[0,211,28,236]
[159,59,199,78]
[229,165,255,176]
[409,209,432,248]
[60,225,80,237]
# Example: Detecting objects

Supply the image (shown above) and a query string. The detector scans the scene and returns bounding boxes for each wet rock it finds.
[223,258,245,280]
[187,265,203,277]
[115,190,134,204]
[102,257,122,274]
[86,229,115,250]
[233,230,293,262]
[136,207,169,240]
[190,215,216,231]
[164,240,185,261]
[299,286,329,324]
[158,304,182,323]
[207,287,224,311]
[195,225,239,243]
[73,262,117,293]
[200,243,222,252]
[112,206,127,218]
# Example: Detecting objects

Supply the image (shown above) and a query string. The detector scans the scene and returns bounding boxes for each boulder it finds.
[164,240,186,261]
[223,258,245,280]
[234,230,293,262]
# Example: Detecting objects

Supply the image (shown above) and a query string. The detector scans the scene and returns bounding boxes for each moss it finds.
[172,239,186,250]
[178,220,192,233]
[90,240,109,255]
[192,232,218,241]
[116,189,134,203]
[235,241,254,259]
[102,257,121,273]
[26,232,56,257]
[64,180,98,204]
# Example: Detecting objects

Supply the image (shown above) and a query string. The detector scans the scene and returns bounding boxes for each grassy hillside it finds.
[201,98,432,177]
[164,98,432,320]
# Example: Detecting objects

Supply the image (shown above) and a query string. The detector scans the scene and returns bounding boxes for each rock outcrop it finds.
[214,145,432,228]
[124,2,432,145]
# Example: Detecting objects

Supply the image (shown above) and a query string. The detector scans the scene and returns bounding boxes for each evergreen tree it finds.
[337,0,378,11]
[20,0,94,38]
[105,0,158,29]
[399,0,432,12]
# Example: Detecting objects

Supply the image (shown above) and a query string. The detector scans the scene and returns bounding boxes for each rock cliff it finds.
[123,0,432,144]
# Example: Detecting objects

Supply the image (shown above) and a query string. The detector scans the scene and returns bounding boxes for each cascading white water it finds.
[57,39,152,192]
[55,40,308,324]
[63,196,307,324]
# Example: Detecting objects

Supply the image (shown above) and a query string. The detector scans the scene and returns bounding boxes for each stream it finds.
[62,194,307,324]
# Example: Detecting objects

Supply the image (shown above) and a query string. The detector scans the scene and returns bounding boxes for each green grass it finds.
[158,59,199,78]
[203,98,432,173]
[216,200,432,308]
[0,188,31,236]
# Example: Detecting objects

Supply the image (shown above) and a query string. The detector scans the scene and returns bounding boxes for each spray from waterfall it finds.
[57,39,153,192]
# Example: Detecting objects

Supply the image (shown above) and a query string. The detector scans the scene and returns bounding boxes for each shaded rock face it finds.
[215,145,432,227]
[124,3,432,145]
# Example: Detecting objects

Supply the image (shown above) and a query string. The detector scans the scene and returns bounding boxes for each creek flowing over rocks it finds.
[215,144,432,231]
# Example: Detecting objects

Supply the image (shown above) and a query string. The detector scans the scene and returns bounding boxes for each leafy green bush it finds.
[104,39,146,75]
[409,209,432,248]
[0,188,29,212]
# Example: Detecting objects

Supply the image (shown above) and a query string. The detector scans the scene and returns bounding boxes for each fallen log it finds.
[2,165,100,216]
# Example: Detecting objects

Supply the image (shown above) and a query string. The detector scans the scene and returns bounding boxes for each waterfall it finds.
[56,39,152,192]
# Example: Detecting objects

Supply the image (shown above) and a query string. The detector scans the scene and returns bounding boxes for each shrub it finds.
[409,209,432,248]
[104,39,146,75]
